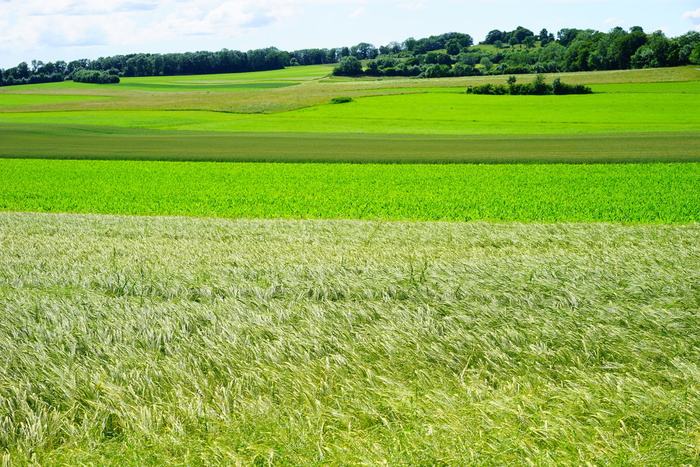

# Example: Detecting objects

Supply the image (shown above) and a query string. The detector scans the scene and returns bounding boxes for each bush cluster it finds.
[72,69,120,84]
[330,96,354,104]
[467,75,592,95]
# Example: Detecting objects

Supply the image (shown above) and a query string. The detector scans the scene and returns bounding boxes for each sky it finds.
[1,0,700,69]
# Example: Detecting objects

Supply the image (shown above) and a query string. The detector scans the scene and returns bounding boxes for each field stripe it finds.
[1,159,698,223]
[1,124,699,164]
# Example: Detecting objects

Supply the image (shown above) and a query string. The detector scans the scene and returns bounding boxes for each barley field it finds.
[1,212,699,465]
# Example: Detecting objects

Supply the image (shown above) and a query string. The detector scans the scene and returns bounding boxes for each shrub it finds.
[72,68,120,84]
[330,96,354,104]
[467,75,591,95]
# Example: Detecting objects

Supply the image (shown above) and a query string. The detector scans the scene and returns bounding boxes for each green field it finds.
[1,124,698,164]
[1,65,700,465]
[2,213,699,465]
[0,159,698,223]
[2,89,698,134]
[0,67,698,164]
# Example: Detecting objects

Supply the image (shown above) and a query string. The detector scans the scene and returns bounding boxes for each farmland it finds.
[1,65,700,465]
[0,159,699,223]
[2,213,700,466]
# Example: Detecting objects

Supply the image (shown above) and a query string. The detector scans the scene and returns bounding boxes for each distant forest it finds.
[2,26,700,86]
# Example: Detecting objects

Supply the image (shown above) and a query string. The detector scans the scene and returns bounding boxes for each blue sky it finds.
[1,0,699,68]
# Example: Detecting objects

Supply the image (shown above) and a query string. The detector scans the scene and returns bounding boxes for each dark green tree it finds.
[484,30,504,44]
[445,39,462,55]
[333,56,362,76]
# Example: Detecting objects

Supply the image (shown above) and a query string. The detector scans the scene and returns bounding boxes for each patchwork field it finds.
[1,65,699,465]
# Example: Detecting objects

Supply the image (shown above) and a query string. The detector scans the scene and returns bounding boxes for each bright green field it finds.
[1,159,698,223]
[2,81,699,134]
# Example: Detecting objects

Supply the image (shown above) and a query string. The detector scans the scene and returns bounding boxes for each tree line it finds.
[334,27,700,78]
[2,27,699,87]
[0,47,288,87]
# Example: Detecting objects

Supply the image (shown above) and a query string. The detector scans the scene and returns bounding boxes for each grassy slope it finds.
[1,212,699,466]
[0,67,699,163]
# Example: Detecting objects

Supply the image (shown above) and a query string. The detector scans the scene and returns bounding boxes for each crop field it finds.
[2,213,700,466]
[0,159,698,223]
[1,65,700,465]
[0,67,698,165]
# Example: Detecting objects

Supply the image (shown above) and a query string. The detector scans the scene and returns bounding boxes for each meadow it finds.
[1,65,700,465]
[0,67,698,164]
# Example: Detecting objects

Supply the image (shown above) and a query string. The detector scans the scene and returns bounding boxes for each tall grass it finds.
[1,212,699,465]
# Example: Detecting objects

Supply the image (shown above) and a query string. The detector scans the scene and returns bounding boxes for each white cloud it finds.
[682,8,700,32]
[0,0,351,53]
[604,17,625,26]
[682,8,700,20]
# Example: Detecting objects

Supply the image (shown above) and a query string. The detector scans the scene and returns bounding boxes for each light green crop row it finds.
[1,159,698,223]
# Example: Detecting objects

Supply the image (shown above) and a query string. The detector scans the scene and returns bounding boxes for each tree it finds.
[350,42,377,60]
[523,36,536,49]
[457,52,480,66]
[15,62,30,79]
[333,56,362,76]
[513,27,534,43]
[484,30,504,45]
[479,57,493,71]
[557,28,581,47]
[690,43,700,65]
[445,39,461,56]
[403,37,418,52]
[422,64,451,78]
[610,29,647,69]
[426,52,452,65]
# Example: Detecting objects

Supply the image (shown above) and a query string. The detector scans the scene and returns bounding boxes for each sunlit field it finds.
[2,212,699,466]
[0,159,698,223]
[1,65,700,465]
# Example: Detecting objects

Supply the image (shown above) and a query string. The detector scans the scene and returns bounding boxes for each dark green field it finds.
[1,123,699,164]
